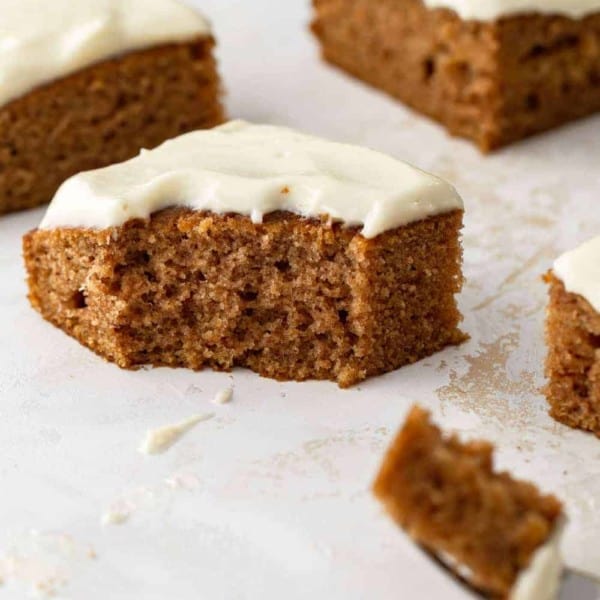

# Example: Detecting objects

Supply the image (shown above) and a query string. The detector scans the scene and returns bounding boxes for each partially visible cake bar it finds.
[311,0,600,151]
[373,406,564,598]
[0,0,223,215]
[545,236,600,436]
[23,121,466,387]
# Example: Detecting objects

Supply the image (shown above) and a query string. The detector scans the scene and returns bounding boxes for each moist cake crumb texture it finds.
[311,0,600,151]
[373,406,564,598]
[545,272,600,436]
[24,208,465,387]
[24,122,466,387]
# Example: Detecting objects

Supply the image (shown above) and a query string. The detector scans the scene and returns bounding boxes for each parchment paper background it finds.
[0,1,599,598]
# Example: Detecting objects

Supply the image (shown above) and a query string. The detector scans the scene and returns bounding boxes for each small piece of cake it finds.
[311,0,600,151]
[373,406,564,598]
[0,0,223,216]
[23,121,465,388]
[545,236,600,436]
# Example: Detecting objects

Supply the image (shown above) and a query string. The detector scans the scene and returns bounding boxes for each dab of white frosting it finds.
[553,235,600,313]
[511,519,565,600]
[424,0,600,20]
[0,0,210,107]
[39,121,463,239]
[213,387,234,405]
[423,0,600,20]
[138,413,214,455]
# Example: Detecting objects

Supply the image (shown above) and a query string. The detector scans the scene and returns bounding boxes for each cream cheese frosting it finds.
[138,413,215,455]
[553,235,600,312]
[511,519,565,600]
[0,0,210,107]
[423,0,600,20]
[39,121,463,239]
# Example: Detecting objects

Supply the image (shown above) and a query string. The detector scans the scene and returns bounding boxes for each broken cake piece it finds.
[545,236,600,436]
[373,406,565,598]
[23,121,465,387]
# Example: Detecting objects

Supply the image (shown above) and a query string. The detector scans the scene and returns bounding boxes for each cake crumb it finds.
[138,413,214,455]
[213,387,233,405]
[101,508,131,527]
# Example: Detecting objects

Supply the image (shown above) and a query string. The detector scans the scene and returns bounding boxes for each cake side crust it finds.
[0,37,224,215]
[23,208,465,388]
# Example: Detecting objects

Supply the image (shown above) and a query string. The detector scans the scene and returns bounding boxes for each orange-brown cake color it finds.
[0,38,223,215]
[373,406,563,598]
[311,0,600,151]
[544,272,600,436]
[23,208,465,388]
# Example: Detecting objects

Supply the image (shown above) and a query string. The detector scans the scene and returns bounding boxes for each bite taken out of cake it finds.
[23,121,466,388]
[0,0,223,216]
[311,0,600,151]
[373,406,565,599]
[545,236,600,436]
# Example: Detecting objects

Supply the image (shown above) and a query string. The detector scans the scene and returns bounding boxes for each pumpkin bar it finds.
[23,121,465,387]
[311,0,600,151]
[545,236,600,436]
[0,0,223,215]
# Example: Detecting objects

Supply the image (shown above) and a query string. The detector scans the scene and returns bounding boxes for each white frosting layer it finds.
[39,121,463,239]
[0,0,210,107]
[554,236,600,312]
[511,519,565,600]
[423,0,600,20]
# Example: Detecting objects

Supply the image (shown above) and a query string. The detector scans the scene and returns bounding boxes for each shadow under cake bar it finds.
[311,0,600,151]
[373,406,565,599]
[545,236,600,436]
[23,121,465,387]
[0,0,223,216]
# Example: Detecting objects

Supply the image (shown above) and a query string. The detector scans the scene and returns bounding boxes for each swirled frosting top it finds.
[39,121,463,239]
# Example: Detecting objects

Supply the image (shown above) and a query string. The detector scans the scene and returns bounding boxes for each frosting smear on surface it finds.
[511,519,564,600]
[0,0,210,107]
[424,0,600,20]
[40,121,463,239]
[554,235,600,312]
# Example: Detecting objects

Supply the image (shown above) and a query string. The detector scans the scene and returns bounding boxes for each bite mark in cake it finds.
[0,0,223,215]
[545,236,600,436]
[24,121,466,387]
[373,406,565,599]
[311,0,600,151]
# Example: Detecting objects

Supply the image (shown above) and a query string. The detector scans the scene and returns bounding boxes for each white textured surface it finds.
[554,235,600,312]
[424,0,600,20]
[39,121,462,239]
[1,0,600,598]
[0,0,209,107]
